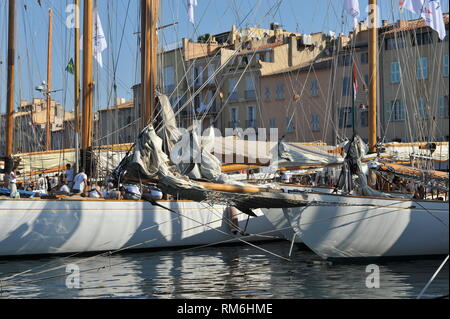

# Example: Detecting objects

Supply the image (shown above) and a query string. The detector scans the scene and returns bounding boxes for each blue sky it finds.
[0,0,448,114]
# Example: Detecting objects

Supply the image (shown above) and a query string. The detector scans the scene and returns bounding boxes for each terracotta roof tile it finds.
[383,15,449,35]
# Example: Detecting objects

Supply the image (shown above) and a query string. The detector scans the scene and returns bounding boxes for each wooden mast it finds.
[368,0,378,153]
[5,0,16,163]
[141,0,159,128]
[82,0,94,170]
[74,0,80,172]
[45,8,53,151]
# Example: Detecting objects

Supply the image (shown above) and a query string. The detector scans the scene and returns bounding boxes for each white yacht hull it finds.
[262,185,335,242]
[265,193,449,259]
[0,198,280,257]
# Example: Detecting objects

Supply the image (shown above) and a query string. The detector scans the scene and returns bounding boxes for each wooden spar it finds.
[46,8,53,151]
[374,162,449,181]
[197,182,265,193]
[74,0,80,172]
[5,0,16,160]
[221,164,264,173]
[82,0,94,170]
[141,0,159,128]
[122,175,273,194]
[368,0,378,153]
[384,141,449,147]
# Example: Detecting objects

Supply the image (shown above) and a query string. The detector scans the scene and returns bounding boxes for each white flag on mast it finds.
[401,0,447,40]
[187,0,198,25]
[93,8,107,68]
[80,9,108,68]
[344,0,360,28]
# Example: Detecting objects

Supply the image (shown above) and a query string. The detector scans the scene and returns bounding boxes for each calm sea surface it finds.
[0,241,447,299]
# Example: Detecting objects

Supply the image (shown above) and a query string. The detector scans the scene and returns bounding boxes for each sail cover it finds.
[156,94,243,185]
[156,93,181,152]
[210,137,343,167]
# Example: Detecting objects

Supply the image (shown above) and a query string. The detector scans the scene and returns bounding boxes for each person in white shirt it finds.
[37,174,47,193]
[9,168,19,198]
[72,169,88,194]
[123,184,141,200]
[49,174,59,190]
[59,182,71,194]
[280,171,291,184]
[65,164,74,189]
[102,182,116,199]
[87,181,103,198]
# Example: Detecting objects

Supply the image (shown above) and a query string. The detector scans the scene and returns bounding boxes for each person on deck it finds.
[122,184,141,200]
[46,176,51,192]
[65,164,74,189]
[391,176,402,192]
[9,168,19,198]
[72,169,88,194]
[59,180,71,195]
[50,174,59,190]
[37,174,47,194]
[87,181,103,198]
[102,182,119,199]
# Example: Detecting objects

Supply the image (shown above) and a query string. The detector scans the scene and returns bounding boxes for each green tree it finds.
[197,33,211,43]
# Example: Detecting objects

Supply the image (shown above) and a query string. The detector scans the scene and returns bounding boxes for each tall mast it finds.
[368,0,378,153]
[46,8,53,151]
[5,0,16,161]
[82,0,94,170]
[140,0,159,128]
[74,0,80,172]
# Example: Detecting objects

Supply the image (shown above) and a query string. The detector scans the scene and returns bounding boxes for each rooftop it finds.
[383,14,449,36]
[98,100,134,112]
[262,57,334,77]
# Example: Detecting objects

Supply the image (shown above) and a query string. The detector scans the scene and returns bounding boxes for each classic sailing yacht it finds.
[261,0,449,259]
[0,0,282,257]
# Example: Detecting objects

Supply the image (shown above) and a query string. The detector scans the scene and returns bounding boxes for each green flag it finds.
[65,58,75,75]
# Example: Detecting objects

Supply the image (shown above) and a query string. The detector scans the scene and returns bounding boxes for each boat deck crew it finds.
[9,168,19,198]
[72,169,88,194]
[121,184,141,200]
[65,164,74,189]
[49,174,59,191]
[87,181,103,198]
[142,185,163,201]
[281,171,291,183]
[59,181,71,195]
[37,173,47,194]
[102,182,120,199]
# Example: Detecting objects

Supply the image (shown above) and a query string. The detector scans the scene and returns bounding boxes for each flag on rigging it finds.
[343,0,360,28]
[93,8,107,68]
[187,0,198,25]
[80,9,108,68]
[65,58,75,75]
[353,61,358,101]
[401,0,447,40]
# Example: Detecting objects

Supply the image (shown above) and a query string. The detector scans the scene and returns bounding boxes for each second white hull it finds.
[264,193,449,259]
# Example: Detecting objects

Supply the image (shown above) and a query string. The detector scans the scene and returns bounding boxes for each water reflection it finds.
[0,242,447,299]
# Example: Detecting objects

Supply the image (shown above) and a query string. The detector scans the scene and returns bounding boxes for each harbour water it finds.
[0,241,447,299]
